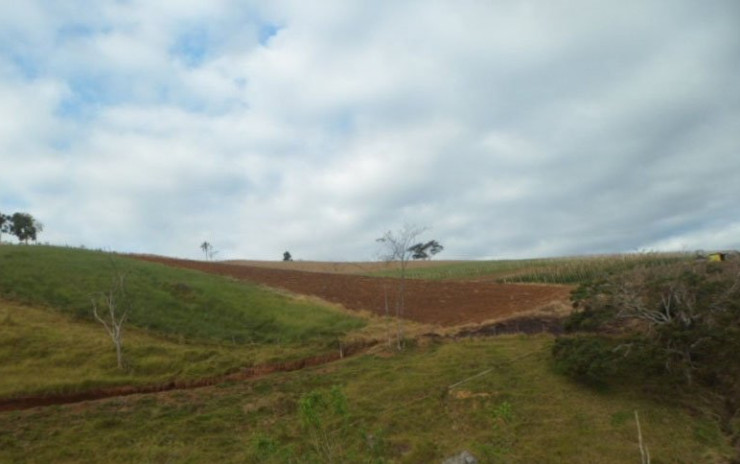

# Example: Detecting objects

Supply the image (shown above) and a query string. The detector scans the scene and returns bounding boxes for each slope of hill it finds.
[135,255,573,326]
[0,246,734,462]
[0,246,365,344]
[0,246,368,399]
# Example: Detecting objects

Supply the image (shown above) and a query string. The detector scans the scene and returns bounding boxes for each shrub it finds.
[552,336,620,385]
[554,259,740,447]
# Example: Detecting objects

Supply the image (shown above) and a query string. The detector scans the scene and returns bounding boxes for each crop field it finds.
[0,245,735,462]
[225,253,691,283]
[370,252,693,283]
[135,255,573,326]
[224,259,468,275]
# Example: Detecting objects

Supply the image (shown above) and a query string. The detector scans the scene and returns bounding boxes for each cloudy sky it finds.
[1,1,738,261]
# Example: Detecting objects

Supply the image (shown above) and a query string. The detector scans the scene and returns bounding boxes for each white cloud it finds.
[1,0,739,260]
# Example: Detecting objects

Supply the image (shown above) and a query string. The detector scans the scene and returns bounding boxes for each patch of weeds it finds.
[610,410,631,427]
[299,385,351,463]
[401,439,438,464]
[93,416,122,429]
[361,427,389,464]
[250,434,295,463]
[477,400,517,460]
[493,400,514,424]
[693,420,724,446]
[0,313,15,326]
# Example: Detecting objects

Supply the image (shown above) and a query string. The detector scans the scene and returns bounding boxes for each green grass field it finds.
[0,246,366,399]
[0,300,353,399]
[0,246,364,344]
[0,336,731,463]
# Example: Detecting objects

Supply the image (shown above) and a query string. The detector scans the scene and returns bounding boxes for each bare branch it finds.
[375,223,428,350]
[91,269,130,369]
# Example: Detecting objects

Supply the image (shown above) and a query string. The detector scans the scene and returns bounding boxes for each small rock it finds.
[441,450,478,464]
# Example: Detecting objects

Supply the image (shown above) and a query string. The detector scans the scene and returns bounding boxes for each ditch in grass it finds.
[0,245,377,400]
[0,300,365,400]
[0,335,732,463]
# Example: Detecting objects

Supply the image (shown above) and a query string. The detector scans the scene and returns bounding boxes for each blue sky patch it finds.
[56,23,100,42]
[171,27,210,68]
[56,74,123,119]
[9,52,40,80]
[258,23,281,46]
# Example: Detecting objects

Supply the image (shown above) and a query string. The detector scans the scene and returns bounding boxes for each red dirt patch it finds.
[133,255,572,327]
[224,259,467,274]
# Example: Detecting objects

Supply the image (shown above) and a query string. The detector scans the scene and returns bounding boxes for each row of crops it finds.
[376,252,694,284]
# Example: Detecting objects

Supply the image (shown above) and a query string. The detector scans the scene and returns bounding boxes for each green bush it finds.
[554,259,740,452]
[551,336,620,385]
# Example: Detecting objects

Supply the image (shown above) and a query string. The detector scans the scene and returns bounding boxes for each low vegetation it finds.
[0,246,364,345]
[553,258,740,459]
[1,245,737,462]
[0,246,366,398]
[1,336,732,463]
[0,300,289,399]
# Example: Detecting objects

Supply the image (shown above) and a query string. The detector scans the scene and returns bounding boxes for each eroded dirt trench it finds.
[0,341,375,412]
[133,255,572,326]
[0,314,567,412]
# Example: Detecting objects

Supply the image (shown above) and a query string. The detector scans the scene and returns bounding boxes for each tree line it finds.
[0,212,43,244]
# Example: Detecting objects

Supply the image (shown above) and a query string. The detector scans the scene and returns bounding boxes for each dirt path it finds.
[133,255,572,326]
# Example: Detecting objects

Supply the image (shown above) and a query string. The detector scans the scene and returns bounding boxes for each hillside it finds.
[0,246,368,400]
[1,334,732,463]
[0,246,365,344]
[135,255,573,326]
[0,246,735,462]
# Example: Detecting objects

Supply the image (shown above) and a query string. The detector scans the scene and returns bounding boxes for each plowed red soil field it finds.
[134,256,573,327]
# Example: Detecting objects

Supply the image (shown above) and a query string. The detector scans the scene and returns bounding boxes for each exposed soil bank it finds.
[453,315,565,337]
[133,255,572,327]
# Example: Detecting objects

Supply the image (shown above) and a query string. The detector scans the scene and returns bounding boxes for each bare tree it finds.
[91,271,131,369]
[200,241,218,260]
[376,224,427,350]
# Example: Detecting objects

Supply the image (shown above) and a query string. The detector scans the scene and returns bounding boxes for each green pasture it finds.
[0,245,366,399]
[0,300,352,399]
[0,245,364,345]
[0,335,731,463]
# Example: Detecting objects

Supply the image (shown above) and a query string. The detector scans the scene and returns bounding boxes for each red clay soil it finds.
[133,255,572,327]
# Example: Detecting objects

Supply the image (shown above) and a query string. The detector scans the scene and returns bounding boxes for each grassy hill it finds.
[0,246,367,398]
[0,246,364,344]
[0,245,734,462]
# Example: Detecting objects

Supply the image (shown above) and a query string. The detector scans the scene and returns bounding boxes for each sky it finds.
[1,0,739,261]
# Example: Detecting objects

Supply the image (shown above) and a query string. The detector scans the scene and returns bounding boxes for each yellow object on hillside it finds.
[708,253,726,262]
